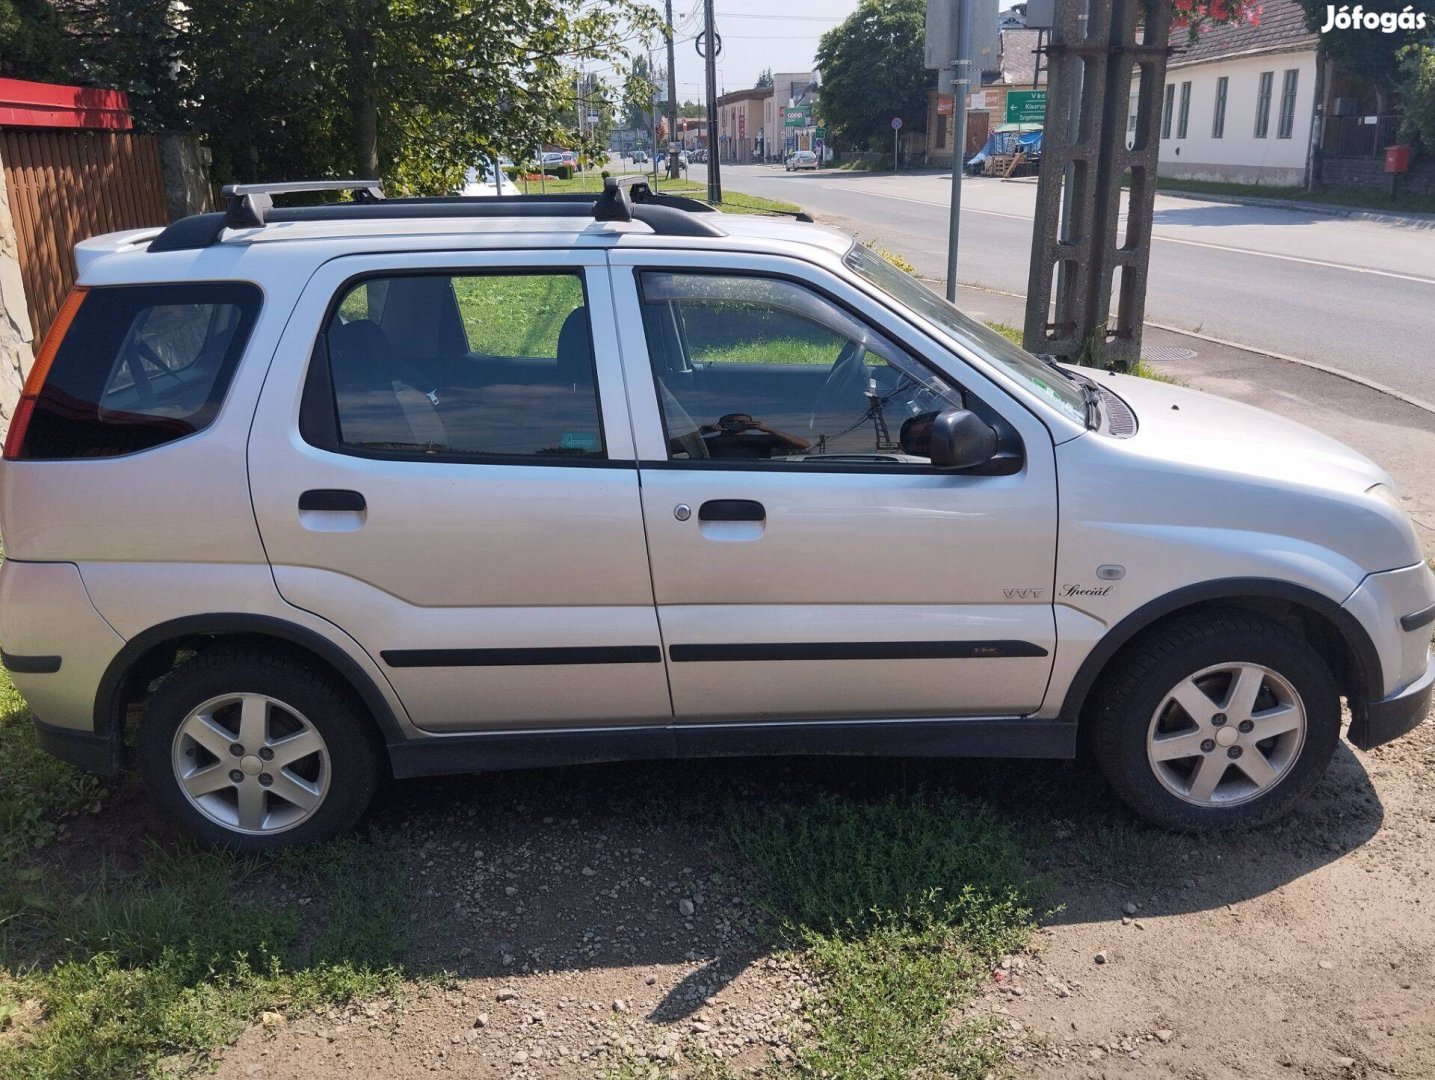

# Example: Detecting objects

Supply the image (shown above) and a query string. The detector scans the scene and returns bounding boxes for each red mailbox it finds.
[1385,144,1412,174]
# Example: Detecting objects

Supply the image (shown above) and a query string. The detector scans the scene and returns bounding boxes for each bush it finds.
[542,164,574,180]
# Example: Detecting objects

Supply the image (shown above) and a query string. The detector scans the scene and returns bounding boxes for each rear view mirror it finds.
[920,409,998,470]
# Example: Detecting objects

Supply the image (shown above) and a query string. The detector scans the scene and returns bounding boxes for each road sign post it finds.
[891,115,903,171]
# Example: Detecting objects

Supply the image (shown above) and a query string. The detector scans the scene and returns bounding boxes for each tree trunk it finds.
[345,5,381,179]
[353,89,379,179]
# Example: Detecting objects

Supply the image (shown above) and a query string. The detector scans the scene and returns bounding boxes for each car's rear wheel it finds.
[1090,610,1340,831]
[139,646,383,849]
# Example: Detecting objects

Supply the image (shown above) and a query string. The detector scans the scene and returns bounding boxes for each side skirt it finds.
[386,717,1077,779]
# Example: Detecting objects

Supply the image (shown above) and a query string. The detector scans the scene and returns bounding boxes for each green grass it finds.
[0,668,410,1080]
[451,274,583,357]
[726,794,1041,1078]
[986,321,1185,385]
[1152,176,1435,216]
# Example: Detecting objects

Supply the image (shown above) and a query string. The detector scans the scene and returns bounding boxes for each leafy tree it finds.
[0,0,79,80]
[1295,0,1435,107]
[2,0,659,192]
[756,67,774,88]
[816,0,933,150]
[678,99,706,118]
[1399,44,1435,151]
[624,54,659,130]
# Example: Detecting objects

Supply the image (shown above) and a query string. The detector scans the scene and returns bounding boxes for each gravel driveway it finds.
[210,707,1435,1080]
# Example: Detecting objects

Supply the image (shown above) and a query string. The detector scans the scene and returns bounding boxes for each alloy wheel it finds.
[171,692,331,834]
[1145,662,1307,808]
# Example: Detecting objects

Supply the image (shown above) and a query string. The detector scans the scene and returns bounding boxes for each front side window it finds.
[1277,69,1299,139]
[1176,81,1191,139]
[1212,76,1228,138]
[1162,83,1175,138]
[17,282,261,460]
[307,272,604,461]
[637,271,966,466]
[1255,71,1274,138]
[844,243,1086,425]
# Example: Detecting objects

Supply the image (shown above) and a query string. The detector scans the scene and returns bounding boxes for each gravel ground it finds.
[207,703,1435,1080]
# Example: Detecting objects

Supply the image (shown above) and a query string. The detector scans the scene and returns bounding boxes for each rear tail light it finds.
[4,287,87,460]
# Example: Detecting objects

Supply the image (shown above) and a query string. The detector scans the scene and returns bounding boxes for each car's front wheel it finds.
[1091,610,1340,831]
[138,646,383,849]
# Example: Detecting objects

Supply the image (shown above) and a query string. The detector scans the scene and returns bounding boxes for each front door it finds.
[249,251,670,733]
[608,251,1059,722]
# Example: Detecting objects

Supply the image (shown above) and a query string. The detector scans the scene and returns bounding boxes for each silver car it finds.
[2,178,1430,850]
[786,150,819,171]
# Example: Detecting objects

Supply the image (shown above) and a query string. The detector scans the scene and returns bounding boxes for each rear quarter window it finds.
[17,282,261,460]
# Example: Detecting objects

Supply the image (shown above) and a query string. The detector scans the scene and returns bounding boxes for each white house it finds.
[1147,2,1320,186]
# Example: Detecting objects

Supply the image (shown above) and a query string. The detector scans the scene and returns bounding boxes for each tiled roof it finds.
[1000,28,1046,85]
[1168,0,1317,68]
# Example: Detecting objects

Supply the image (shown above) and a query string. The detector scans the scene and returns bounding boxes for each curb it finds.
[951,281,1435,419]
[1154,187,1435,228]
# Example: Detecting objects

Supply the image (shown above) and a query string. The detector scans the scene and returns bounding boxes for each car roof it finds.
[73,209,855,284]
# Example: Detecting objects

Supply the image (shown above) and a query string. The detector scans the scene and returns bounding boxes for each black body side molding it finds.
[1,650,62,674]
[386,717,1076,779]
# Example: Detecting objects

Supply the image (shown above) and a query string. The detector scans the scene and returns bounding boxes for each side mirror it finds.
[927,409,998,470]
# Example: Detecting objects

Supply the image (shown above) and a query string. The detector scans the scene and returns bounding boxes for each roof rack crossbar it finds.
[221,180,385,198]
[148,177,729,253]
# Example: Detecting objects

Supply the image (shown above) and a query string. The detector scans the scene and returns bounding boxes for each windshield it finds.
[843,243,1086,425]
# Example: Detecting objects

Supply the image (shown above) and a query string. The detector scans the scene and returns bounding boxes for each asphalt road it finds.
[711,163,1435,403]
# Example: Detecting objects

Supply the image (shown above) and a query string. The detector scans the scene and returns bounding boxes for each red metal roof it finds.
[0,77,133,130]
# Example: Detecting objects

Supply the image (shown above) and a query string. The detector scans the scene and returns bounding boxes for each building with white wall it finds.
[1151,2,1319,186]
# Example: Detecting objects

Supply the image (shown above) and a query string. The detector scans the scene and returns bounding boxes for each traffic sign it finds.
[891,116,903,130]
[1005,89,1047,124]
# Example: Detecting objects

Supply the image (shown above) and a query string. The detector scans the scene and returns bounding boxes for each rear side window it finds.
[17,283,261,460]
[302,271,605,462]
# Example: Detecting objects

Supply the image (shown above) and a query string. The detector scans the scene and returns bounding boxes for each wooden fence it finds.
[0,129,170,341]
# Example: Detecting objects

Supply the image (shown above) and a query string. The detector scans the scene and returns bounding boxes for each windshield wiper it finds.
[1038,353,1102,430]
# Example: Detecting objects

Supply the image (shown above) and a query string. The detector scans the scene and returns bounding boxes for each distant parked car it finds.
[459,158,517,197]
[560,151,578,168]
[631,150,649,164]
[786,150,819,172]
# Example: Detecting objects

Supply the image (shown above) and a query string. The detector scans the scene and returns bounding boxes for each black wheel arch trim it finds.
[1058,577,1383,724]
[93,613,408,745]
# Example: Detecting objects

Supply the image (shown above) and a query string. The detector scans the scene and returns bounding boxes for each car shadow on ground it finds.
[342,742,1382,1019]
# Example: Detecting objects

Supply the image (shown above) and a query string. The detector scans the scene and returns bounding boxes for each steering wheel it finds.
[809,340,868,434]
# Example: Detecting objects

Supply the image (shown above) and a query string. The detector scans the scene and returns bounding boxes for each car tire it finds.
[138,645,384,850]
[1090,610,1340,832]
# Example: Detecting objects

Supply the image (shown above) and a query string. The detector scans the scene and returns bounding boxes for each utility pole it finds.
[1022,0,1172,369]
[701,0,722,202]
[665,0,680,179]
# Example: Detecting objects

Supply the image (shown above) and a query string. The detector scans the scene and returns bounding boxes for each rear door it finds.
[248,250,670,733]
[608,249,1059,722]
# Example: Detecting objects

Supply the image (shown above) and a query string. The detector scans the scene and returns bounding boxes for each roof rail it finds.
[146,176,726,252]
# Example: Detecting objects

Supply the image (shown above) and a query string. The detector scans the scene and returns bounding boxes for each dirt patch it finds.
[199,708,1435,1080]
[985,723,1435,1079]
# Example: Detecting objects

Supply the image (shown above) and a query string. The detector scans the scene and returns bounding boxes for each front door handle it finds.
[699,499,765,522]
[299,489,366,512]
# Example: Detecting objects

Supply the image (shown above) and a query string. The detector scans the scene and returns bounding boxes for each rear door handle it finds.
[699,499,765,522]
[299,489,366,512]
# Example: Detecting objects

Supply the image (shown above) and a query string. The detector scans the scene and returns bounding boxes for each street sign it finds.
[937,97,953,116]
[813,126,825,139]
[891,116,903,130]
[1006,89,1047,124]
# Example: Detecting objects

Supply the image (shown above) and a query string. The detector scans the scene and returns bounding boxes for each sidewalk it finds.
[954,283,1435,559]
[1153,186,1435,229]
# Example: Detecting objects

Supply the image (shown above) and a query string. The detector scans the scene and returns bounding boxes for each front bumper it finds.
[1348,651,1435,751]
